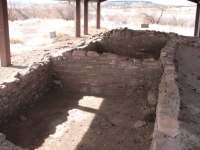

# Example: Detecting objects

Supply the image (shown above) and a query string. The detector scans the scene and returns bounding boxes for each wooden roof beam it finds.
[188,0,199,3]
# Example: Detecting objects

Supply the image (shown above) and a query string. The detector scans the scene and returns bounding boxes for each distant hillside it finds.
[101,1,162,8]
[101,1,192,8]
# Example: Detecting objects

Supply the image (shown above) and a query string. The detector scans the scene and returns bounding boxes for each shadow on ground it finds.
[0,87,154,150]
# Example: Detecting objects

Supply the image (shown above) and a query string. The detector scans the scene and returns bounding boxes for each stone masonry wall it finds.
[0,60,52,125]
[151,36,182,150]
[0,29,191,150]
[95,28,167,59]
[51,50,163,95]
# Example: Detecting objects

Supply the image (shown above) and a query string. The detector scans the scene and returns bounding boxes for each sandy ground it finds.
[0,19,107,83]
[0,87,154,150]
[175,45,200,150]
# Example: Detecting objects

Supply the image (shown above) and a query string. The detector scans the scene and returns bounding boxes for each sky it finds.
[8,0,195,6]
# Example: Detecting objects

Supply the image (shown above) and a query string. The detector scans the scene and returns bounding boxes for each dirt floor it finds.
[175,44,200,150]
[0,87,154,150]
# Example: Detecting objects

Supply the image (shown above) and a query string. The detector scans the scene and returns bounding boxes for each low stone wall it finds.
[151,35,200,150]
[0,60,52,125]
[96,28,168,59]
[51,50,163,95]
[151,36,182,149]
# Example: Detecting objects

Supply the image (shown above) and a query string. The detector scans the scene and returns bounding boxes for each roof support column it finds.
[194,2,200,37]
[84,0,88,35]
[96,1,100,29]
[0,0,11,67]
[75,0,81,37]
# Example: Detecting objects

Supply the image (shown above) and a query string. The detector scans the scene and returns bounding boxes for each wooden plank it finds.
[84,0,88,35]
[96,1,100,29]
[75,0,81,37]
[194,3,200,37]
[0,0,11,67]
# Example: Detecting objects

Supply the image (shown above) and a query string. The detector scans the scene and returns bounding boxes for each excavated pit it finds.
[0,28,190,150]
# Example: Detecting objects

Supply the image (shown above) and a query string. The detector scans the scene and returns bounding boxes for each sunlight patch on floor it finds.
[78,96,104,110]
[37,96,104,150]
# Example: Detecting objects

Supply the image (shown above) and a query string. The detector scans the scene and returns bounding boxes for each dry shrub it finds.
[131,90,157,123]
[147,90,157,106]
[132,129,152,145]
[53,32,69,42]
[10,38,24,44]
[8,2,74,21]
[181,128,200,148]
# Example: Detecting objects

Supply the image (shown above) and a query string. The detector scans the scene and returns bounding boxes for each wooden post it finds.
[194,3,200,37]
[75,0,81,37]
[96,1,100,29]
[84,0,88,35]
[0,0,11,67]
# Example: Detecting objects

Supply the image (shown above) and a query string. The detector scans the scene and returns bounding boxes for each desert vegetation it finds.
[7,1,196,55]
[7,1,195,27]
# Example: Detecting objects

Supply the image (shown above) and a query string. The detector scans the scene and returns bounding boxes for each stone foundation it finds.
[1,28,199,150]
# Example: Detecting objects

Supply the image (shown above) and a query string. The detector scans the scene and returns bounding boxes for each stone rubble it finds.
[133,120,146,128]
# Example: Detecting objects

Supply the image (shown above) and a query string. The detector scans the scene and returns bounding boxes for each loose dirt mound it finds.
[175,44,200,150]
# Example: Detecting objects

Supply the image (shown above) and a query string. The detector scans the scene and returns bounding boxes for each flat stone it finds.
[87,51,99,57]
[107,54,119,60]
[196,89,200,93]
[142,61,161,66]
[133,120,146,128]
[13,71,20,78]
[132,58,141,63]
[152,138,182,150]
[53,80,62,85]
[0,85,7,97]
[80,87,88,93]
[3,78,18,85]
[90,87,101,94]
[62,51,72,57]
[19,115,27,122]
[0,133,6,141]
[143,58,155,62]
[153,131,165,140]
[72,50,86,57]
[157,115,179,138]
